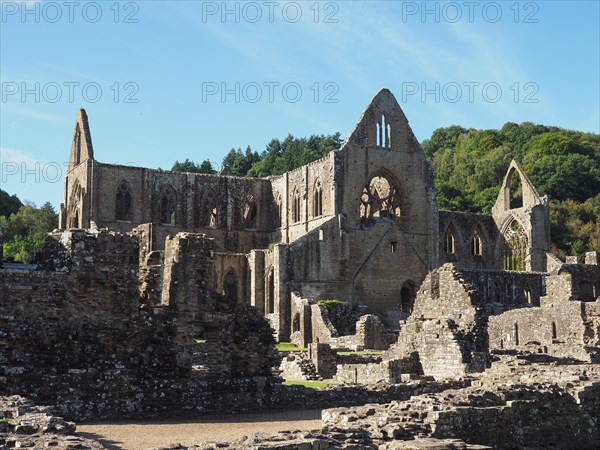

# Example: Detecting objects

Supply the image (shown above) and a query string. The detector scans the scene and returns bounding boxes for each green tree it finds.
[0,189,22,217]
[222,146,261,176]
[1,202,58,262]
[171,158,216,174]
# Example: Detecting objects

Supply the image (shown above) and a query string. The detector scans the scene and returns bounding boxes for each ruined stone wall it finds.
[488,304,592,360]
[439,211,501,270]
[491,161,551,272]
[1,230,281,421]
[285,215,427,328]
[0,231,182,419]
[289,293,311,347]
[262,244,290,340]
[214,252,248,304]
[66,161,274,251]
[269,153,336,244]
[91,161,146,231]
[459,268,544,311]
[488,263,600,361]
[336,360,402,384]
[335,90,438,272]
[385,264,489,379]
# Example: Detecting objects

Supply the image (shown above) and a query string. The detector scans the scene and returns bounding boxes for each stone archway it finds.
[400,280,416,316]
[223,269,238,302]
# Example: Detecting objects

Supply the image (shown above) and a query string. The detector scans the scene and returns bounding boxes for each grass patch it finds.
[283,380,338,389]
[336,350,384,355]
[276,342,307,352]
[316,299,341,311]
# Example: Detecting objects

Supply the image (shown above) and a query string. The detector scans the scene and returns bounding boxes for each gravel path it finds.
[77,409,323,450]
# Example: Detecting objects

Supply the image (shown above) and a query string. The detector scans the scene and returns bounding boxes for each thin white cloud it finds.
[2,104,70,125]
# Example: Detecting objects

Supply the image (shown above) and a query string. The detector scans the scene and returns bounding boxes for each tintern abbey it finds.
[1,89,599,448]
[59,89,559,342]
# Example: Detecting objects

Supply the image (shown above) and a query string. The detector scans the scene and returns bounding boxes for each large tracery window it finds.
[116,181,132,221]
[359,176,401,224]
[160,187,177,224]
[503,219,528,271]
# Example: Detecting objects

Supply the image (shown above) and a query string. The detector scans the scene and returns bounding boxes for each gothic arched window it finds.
[359,175,401,224]
[313,181,323,217]
[444,229,455,254]
[503,219,528,271]
[160,186,177,224]
[243,194,258,229]
[116,181,132,221]
[470,230,483,256]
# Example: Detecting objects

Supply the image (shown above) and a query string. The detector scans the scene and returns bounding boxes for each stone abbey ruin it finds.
[1,89,599,448]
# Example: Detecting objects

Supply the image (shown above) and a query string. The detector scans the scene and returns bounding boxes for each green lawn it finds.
[276,342,307,352]
[336,350,384,355]
[282,380,338,389]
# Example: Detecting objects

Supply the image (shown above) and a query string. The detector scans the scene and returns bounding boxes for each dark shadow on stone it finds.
[76,432,124,450]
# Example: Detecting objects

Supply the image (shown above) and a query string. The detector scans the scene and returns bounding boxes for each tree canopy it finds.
[1,202,58,262]
[424,122,600,258]
[171,158,216,174]
[0,189,23,218]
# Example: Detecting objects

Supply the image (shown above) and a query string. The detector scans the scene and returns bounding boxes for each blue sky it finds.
[1,0,599,208]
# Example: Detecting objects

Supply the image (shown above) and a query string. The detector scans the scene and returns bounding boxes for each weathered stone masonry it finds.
[58,89,552,345]
[1,230,280,420]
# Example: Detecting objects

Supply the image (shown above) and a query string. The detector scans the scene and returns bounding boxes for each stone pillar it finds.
[308,343,336,379]
[161,233,216,369]
[585,251,598,265]
[273,243,290,341]
[566,256,578,264]
[249,250,265,312]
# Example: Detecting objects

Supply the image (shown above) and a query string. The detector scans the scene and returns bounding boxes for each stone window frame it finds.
[313,180,323,218]
[578,279,594,302]
[115,180,132,222]
[291,188,302,224]
[470,229,483,256]
[359,172,402,224]
[274,193,282,228]
[502,218,529,271]
[223,268,238,302]
[68,181,84,228]
[524,284,533,304]
[375,113,392,149]
[265,266,275,315]
[400,280,416,314]
[242,192,258,230]
[443,228,456,254]
[73,124,82,165]
[159,185,178,225]
[201,189,219,229]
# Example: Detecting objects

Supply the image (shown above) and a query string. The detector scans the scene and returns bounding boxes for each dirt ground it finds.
[77,409,323,450]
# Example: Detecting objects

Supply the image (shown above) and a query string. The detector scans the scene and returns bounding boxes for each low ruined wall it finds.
[336,360,402,385]
[385,264,489,379]
[460,269,544,308]
[488,304,592,360]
